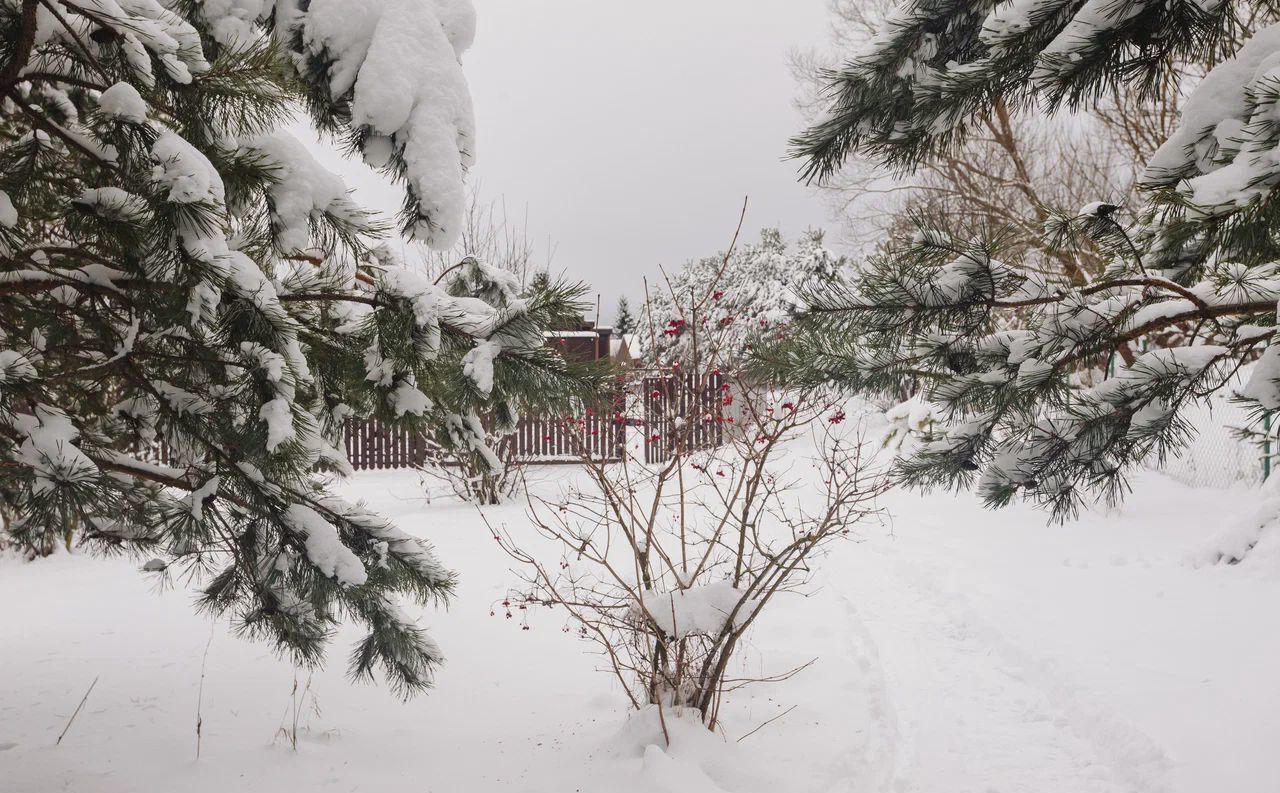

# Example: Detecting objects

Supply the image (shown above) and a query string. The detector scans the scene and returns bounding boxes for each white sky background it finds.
[304,0,836,323]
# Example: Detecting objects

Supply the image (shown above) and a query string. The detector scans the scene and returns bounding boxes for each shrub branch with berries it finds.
[641,225,846,370]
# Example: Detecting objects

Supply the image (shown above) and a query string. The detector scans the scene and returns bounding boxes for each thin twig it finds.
[56,676,99,745]
[735,704,798,742]
[692,196,749,315]
[195,625,214,759]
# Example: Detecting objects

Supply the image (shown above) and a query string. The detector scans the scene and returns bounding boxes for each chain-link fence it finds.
[1149,389,1268,490]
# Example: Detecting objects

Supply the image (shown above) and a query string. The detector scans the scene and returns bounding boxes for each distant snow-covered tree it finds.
[613,296,635,336]
[643,228,845,368]
[763,1,1280,523]
[0,0,592,696]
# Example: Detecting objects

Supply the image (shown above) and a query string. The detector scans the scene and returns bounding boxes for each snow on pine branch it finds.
[284,0,475,249]
[763,221,1280,519]
[12,406,99,495]
[1142,23,1280,217]
[63,0,212,86]
[797,0,1234,174]
[284,503,369,586]
[188,0,477,249]
[243,132,368,255]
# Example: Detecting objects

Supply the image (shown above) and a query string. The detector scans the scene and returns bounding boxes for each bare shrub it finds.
[489,360,883,732]
[418,431,530,506]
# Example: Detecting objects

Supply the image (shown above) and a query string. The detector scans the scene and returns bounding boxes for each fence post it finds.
[1265,335,1274,484]
[1265,412,1272,482]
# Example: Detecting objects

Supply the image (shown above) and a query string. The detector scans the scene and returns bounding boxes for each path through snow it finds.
[820,475,1280,793]
[834,549,1163,792]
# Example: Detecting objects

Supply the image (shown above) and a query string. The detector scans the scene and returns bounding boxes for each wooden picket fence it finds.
[342,371,726,470]
[132,374,727,471]
[345,397,626,471]
[641,371,726,464]
[508,404,625,464]
[344,417,432,470]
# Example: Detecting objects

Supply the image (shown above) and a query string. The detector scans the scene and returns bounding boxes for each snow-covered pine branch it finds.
[0,0,594,696]
[186,0,477,249]
[794,0,1237,178]
[756,219,1280,520]
[770,1,1280,522]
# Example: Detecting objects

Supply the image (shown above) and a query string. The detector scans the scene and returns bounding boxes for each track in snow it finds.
[827,545,1171,793]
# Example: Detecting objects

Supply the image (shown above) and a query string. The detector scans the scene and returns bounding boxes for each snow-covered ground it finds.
[3,451,1278,792]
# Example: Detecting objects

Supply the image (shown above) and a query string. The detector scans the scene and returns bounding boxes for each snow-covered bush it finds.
[641,227,845,368]
[418,432,528,504]
[0,0,593,694]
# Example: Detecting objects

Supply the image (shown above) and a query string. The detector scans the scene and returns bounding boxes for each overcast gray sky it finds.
[312,0,836,322]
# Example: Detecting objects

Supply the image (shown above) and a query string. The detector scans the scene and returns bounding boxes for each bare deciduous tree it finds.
[792,0,1186,290]
[420,182,556,289]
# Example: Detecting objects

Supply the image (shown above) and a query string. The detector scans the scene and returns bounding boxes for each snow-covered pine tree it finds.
[0,0,591,695]
[764,1,1280,520]
[644,228,844,368]
[613,295,635,336]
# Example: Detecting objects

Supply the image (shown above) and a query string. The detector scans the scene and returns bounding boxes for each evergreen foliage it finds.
[766,2,1280,520]
[0,0,593,696]
[613,295,634,335]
